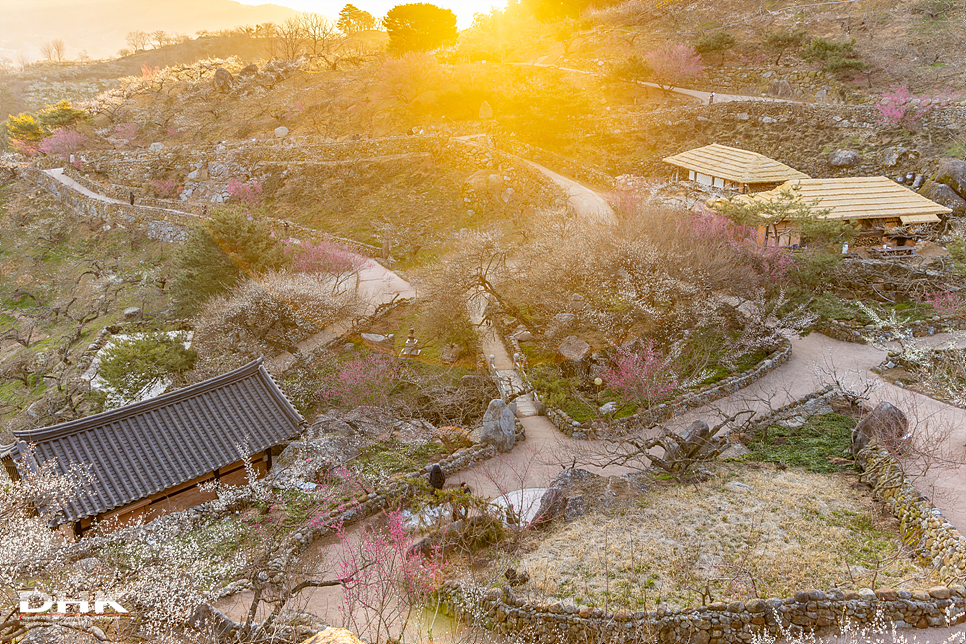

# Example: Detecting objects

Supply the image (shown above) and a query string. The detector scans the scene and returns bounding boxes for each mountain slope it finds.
[0,0,301,60]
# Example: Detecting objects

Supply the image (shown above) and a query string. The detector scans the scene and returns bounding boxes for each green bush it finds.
[96,330,196,408]
[170,207,288,315]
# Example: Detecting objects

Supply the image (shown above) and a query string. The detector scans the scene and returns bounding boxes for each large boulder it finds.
[532,468,597,525]
[664,420,719,465]
[558,335,590,377]
[480,399,516,452]
[829,149,860,168]
[919,180,966,218]
[852,401,909,457]
[213,67,234,92]
[934,158,966,199]
[768,79,794,99]
[880,146,907,168]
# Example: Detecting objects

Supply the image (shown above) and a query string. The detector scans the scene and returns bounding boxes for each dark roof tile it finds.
[8,359,303,523]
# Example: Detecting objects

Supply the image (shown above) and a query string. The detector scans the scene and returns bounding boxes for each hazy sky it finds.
[234,0,507,28]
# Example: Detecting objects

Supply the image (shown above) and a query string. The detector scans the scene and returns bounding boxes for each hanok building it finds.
[663,143,810,193]
[734,176,950,248]
[1,359,304,538]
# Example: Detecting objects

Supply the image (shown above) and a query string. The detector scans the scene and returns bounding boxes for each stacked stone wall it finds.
[436,582,964,644]
[547,340,793,439]
[74,135,566,215]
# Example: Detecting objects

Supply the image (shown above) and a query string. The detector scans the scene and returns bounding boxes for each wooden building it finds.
[733,176,950,247]
[1,359,304,537]
[663,143,810,193]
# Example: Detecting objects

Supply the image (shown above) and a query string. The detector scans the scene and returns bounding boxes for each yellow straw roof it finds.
[738,176,949,222]
[663,144,810,184]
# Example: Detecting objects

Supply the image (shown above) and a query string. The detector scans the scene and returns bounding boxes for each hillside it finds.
[0,0,300,60]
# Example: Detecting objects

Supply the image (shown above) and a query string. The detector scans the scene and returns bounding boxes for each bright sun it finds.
[233,0,507,29]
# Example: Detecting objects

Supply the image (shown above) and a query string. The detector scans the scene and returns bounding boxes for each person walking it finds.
[709,91,715,105]
[129,192,135,206]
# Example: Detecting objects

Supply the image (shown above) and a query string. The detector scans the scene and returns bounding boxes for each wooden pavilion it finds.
[664,144,810,193]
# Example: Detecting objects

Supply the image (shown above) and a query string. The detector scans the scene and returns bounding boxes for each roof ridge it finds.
[14,358,269,442]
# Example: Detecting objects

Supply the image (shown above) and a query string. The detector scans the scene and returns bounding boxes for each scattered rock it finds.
[558,335,590,362]
[665,420,719,464]
[360,332,393,349]
[123,306,142,320]
[880,146,908,168]
[719,443,751,459]
[213,67,234,92]
[480,399,516,452]
[512,329,534,342]
[148,142,164,153]
[505,568,530,586]
[852,401,909,456]
[274,126,290,138]
[479,101,494,119]
[238,63,259,77]
[725,481,752,492]
[919,180,966,217]
[599,401,619,415]
[829,149,860,168]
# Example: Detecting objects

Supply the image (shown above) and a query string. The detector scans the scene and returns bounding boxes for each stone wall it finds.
[436,582,964,643]
[75,134,566,216]
[814,314,966,345]
[25,166,379,255]
[857,445,966,582]
[547,339,793,439]
[627,101,966,181]
[21,166,197,243]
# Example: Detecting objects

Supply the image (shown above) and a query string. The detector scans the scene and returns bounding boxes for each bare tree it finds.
[126,30,149,53]
[300,12,342,67]
[275,17,306,59]
[151,30,171,49]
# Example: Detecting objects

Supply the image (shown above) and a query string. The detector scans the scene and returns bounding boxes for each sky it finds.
[234,0,507,28]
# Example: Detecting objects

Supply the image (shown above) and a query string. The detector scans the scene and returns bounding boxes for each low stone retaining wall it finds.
[22,166,197,243]
[547,340,793,439]
[76,134,567,217]
[815,314,966,345]
[857,445,966,582]
[25,165,380,255]
[435,582,965,643]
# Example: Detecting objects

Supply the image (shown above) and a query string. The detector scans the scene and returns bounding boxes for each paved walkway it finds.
[511,61,795,106]
[38,164,416,373]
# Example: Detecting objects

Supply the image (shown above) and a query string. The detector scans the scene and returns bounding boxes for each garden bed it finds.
[485,461,934,612]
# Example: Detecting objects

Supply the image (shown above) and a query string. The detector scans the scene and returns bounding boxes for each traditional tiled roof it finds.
[738,176,949,223]
[7,359,304,524]
[663,144,810,184]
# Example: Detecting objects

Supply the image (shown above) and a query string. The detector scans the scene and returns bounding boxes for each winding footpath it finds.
[36,154,966,643]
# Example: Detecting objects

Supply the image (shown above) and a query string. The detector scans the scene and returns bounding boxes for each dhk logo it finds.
[18,592,129,616]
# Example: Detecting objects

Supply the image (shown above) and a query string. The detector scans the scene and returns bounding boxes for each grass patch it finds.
[506,463,932,611]
[352,439,446,479]
[747,413,856,473]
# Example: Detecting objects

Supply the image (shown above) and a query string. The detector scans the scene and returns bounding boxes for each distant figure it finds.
[428,463,445,491]
[129,192,135,206]
[453,481,472,521]
[709,92,715,105]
